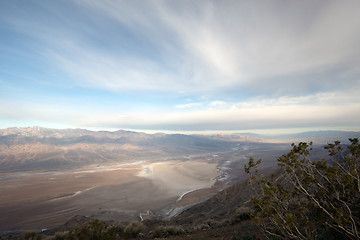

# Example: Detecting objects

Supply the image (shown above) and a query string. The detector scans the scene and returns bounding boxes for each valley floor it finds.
[0,141,288,235]
[0,159,220,233]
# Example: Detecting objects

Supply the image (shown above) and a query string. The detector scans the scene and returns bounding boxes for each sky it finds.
[0,0,360,134]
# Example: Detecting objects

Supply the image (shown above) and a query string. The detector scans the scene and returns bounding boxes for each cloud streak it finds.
[79,0,360,93]
[0,0,360,132]
[3,0,359,94]
[1,91,358,132]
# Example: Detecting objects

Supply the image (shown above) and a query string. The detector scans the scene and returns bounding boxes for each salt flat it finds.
[0,160,219,232]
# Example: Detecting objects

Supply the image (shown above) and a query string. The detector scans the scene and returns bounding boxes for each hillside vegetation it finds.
[245,138,360,239]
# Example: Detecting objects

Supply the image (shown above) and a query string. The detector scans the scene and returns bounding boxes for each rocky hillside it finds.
[170,178,253,227]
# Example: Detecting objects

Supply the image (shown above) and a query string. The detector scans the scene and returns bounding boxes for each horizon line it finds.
[1,125,359,136]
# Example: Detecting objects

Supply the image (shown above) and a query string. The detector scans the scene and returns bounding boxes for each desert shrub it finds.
[105,223,125,238]
[206,219,224,228]
[75,219,107,240]
[66,219,124,240]
[245,138,360,240]
[231,233,256,240]
[124,221,146,238]
[152,225,185,238]
[230,207,251,224]
[52,232,68,240]
[193,223,210,231]
[23,232,42,240]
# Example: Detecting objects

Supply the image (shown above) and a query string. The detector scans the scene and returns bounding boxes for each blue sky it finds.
[0,0,360,133]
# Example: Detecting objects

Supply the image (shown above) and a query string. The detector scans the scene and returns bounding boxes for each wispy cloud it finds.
[78,0,360,93]
[1,91,358,131]
[175,102,203,109]
[84,92,360,131]
[4,0,359,94]
[1,0,360,132]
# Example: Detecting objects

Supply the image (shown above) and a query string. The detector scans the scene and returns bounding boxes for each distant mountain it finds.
[0,127,241,172]
[1,127,357,172]
[238,130,360,144]
[195,133,265,143]
[0,127,220,146]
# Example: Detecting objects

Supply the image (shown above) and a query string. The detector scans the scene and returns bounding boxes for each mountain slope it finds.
[169,177,253,227]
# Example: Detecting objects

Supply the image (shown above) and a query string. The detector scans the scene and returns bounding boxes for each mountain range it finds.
[0,127,238,172]
[0,127,358,172]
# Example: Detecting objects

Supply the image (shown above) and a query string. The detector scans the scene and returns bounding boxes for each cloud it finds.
[46,42,184,92]
[81,102,360,131]
[175,102,203,109]
[87,91,360,131]
[1,91,358,131]
[3,0,359,95]
[0,100,82,124]
[209,101,227,108]
[132,0,360,93]
[1,1,360,132]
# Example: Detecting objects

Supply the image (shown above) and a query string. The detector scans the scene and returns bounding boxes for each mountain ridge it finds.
[0,127,241,172]
[237,130,360,144]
